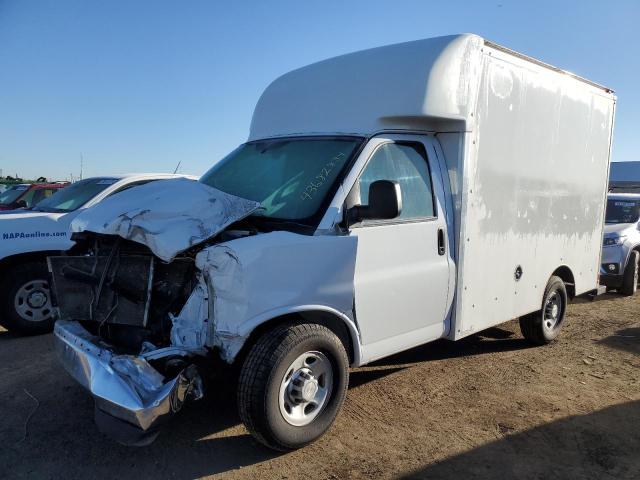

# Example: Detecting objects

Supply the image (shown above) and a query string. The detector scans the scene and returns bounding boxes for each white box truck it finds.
[50,34,615,450]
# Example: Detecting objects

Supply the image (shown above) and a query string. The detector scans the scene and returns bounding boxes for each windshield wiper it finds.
[249,215,313,232]
[31,206,66,213]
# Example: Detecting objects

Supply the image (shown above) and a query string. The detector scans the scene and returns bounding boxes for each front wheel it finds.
[237,323,349,451]
[519,275,568,345]
[620,250,639,296]
[0,262,56,335]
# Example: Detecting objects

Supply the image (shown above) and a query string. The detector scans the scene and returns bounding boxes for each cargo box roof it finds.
[249,33,612,140]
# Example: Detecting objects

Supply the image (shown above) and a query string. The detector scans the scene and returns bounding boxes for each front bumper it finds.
[54,320,203,445]
[600,244,627,289]
[600,273,624,289]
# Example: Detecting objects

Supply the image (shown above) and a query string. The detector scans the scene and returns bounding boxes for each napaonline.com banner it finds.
[2,231,68,240]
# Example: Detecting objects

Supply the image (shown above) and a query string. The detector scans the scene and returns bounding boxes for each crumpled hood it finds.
[603,223,637,238]
[71,178,262,262]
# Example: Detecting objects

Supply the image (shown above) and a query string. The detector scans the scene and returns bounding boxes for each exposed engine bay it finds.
[49,229,257,353]
[49,234,196,351]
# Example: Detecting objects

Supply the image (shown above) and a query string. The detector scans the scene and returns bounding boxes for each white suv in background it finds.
[600,193,640,295]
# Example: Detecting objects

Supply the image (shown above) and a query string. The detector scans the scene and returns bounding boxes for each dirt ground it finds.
[1,293,638,480]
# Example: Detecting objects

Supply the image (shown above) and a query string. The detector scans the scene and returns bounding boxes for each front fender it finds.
[218,304,362,366]
[189,231,360,365]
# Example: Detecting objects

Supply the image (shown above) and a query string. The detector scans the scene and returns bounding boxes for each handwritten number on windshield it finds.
[301,152,346,201]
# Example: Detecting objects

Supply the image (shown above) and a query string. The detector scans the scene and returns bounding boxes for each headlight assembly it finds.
[604,236,626,246]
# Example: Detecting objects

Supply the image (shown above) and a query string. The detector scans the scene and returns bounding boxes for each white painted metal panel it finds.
[451,47,615,339]
[249,34,484,139]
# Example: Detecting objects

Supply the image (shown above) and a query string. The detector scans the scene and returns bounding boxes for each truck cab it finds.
[600,193,640,295]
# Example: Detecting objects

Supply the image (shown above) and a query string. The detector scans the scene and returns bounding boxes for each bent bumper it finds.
[54,320,203,444]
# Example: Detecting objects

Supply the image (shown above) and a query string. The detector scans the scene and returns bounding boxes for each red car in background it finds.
[0,182,69,211]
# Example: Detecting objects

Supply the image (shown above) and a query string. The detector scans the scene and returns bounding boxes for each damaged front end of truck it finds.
[49,178,263,445]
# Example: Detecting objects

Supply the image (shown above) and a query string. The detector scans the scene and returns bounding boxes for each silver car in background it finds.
[600,193,640,295]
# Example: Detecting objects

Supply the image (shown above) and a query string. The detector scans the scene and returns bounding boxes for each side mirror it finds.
[348,180,402,224]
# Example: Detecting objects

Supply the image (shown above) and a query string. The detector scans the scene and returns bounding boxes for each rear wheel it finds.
[0,262,55,335]
[519,275,567,345]
[620,250,639,296]
[237,323,349,451]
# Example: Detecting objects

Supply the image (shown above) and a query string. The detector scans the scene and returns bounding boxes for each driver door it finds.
[346,136,452,361]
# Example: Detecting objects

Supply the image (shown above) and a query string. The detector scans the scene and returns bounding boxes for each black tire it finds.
[519,275,568,345]
[0,262,55,335]
[620,250,639,296]
[237,323,349,451]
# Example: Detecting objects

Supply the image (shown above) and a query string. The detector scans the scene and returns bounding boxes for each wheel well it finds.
[233,310,356,368]
[552,266,575,299]
[625,246,640,270]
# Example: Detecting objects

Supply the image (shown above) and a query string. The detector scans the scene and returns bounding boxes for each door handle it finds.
[437,228,446,256]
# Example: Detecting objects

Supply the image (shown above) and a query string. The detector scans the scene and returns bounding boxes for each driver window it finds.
[357,143,435,220]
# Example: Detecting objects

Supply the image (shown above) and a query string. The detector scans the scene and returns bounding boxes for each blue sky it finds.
[0,0,638,180]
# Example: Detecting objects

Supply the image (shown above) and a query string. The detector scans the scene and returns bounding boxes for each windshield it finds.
[32,178,118,213]
[0,185,29,205]
[200,137,362,226]
[605,198,640,224]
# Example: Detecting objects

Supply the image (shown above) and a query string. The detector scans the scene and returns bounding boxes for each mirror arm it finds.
[345,205,367,226]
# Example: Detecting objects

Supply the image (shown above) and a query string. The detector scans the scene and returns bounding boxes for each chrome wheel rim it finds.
[543,290,563,332]
[14,280,53,323]
[278,351,333,427]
